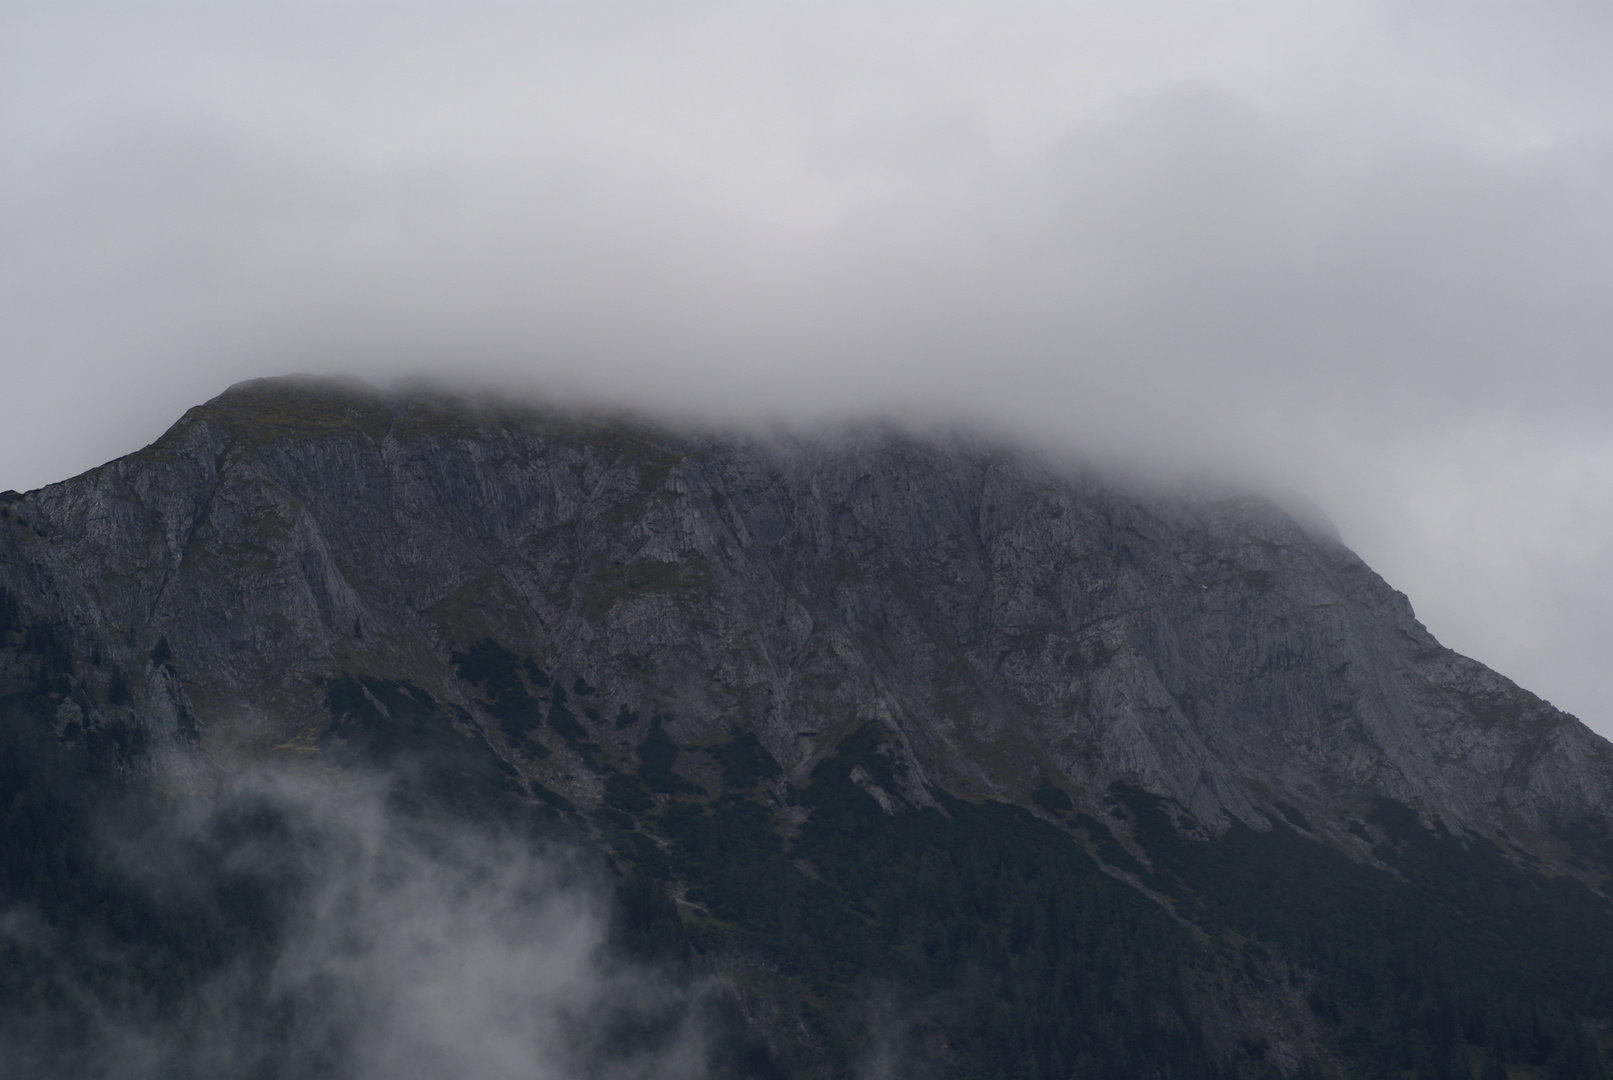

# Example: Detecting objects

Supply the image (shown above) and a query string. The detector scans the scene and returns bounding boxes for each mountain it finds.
[3,376,1612,1080]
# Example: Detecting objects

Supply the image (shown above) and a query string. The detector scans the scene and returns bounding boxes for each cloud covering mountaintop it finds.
[2,3,1611,732]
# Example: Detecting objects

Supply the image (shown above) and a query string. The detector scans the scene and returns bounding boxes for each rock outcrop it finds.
[3,376,1606,860]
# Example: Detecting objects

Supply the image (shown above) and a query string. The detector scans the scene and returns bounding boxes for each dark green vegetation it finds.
[691,723,1219,1080]
[429,637,1613,1079]
[0,640,295,1072]
[5,617,1613,1077]
[0,616,737,1079]
[8,362,1613,1080]
[1107,786,1613,1080]
[324,671,533,819]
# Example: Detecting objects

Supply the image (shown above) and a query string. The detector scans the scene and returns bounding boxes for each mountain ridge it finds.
[3,376,1606,846]
[5,374,1613,1079]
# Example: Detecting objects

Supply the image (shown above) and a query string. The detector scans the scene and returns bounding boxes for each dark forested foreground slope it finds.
[3,377,1613,1079]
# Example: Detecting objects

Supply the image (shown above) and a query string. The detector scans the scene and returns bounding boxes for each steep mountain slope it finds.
[4,377,1612,1079]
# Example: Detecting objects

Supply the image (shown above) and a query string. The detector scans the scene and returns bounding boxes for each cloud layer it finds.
[2,3,1610,731]
[0,768,716,1080]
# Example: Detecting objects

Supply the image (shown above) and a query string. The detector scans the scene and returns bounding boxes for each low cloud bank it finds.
[0,768,720,1080]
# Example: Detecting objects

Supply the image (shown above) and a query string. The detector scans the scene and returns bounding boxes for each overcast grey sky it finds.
[2,3,1610,735]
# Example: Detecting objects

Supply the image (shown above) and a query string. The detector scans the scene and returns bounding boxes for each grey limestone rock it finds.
[2,376,1608,860]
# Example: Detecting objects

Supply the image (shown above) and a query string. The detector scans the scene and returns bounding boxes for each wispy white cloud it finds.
[2,767,718,1080]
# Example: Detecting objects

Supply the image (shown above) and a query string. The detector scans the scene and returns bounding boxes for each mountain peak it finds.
[7,381,1613,1077]
[10,380,1607,842]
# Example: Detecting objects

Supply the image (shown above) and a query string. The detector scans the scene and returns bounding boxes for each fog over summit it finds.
[2,3,1610,732]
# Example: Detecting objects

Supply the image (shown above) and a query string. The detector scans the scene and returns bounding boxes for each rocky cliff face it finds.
[3,376,1607,862]
[12,376,1613,1079]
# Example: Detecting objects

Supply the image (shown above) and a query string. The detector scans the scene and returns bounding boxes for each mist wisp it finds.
[0,766,722,1080]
